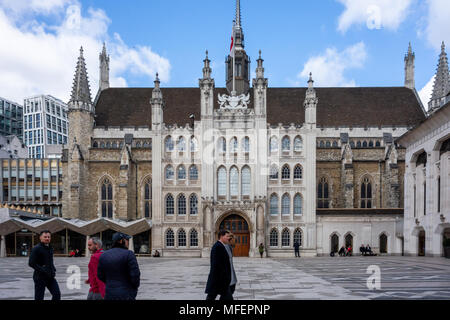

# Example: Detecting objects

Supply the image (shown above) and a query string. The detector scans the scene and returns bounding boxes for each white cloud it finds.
[0,1,170,103]
[298,42,367,87]
[337,0,413,33]
[421,0,450,50]
[418,75,435,109]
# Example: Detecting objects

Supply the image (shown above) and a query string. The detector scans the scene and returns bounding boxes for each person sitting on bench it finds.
[365,244,373,255]
[360,244,367,256]
[338,246,346,256]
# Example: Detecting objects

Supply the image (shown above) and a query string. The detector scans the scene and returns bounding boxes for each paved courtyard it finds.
[1,256,450,300]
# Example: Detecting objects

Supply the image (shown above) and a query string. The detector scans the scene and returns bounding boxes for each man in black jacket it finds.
[205,229,233,300]
[97,232,141,300]
[28,230,61,300]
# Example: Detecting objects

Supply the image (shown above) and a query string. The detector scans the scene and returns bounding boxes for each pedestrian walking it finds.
[97,232,141,300]
[294,240,300,257]
[28,230,61,300]
[225,233,238,295]
[85,237,105,300]
[258,243,264,258]
[205,230,233,301]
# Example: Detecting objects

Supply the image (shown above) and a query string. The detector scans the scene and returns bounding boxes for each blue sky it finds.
[0,0,449,107]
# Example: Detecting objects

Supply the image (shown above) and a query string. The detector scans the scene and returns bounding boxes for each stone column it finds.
[128,237,134,253]
[85,235,91,258]
[0,236,6,258]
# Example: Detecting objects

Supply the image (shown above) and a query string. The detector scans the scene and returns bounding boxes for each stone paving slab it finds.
[0,256,449,300]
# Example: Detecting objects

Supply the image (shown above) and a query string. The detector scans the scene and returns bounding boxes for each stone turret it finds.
[200,51,215,116]
[404,42,415,89]
[99,43,110,91]
[304,73,318,128]
[253,50,268,115]
[151,73,164,131]
[64,46,94,220]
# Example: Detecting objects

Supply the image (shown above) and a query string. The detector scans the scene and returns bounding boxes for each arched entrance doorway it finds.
[345,233,353,248]
[330,234,339,253]
[418,230,425,256]
[379,234,388,254]
[219,214,249,257]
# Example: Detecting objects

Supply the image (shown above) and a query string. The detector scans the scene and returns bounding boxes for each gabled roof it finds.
[94,86,425,128]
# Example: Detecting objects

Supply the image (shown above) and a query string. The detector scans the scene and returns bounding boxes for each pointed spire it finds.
[202,50,212,79]
[305,73,318,103]
[235,0,241,28]
[70,46,93,108]
[152,73,163,102]
[99,42,110,91]
[308,72,314,89]
[256,49,264,79]
[233,0,244,49]
[404,42,415,89]
[429,41,450,110]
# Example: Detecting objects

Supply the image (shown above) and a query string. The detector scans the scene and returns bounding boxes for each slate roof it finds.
[94,87,426,128]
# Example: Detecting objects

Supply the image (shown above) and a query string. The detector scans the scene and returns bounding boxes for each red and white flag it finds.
[230,26,235,57]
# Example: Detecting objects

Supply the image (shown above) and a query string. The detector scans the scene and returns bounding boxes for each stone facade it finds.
[61,2,427,258]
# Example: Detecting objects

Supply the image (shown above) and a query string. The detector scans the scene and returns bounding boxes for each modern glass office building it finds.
[0,97,23,140]
[0,158,62,216]
[23,95,68,158]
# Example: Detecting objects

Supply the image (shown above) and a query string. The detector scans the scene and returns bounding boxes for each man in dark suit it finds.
[28,230,61,300]
[97,232,141,300]
[205,229,233,300]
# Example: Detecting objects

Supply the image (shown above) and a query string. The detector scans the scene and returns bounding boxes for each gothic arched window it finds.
[294,164,302,179]
[218,167,226,197]
[375,141,381,147]
[177,165,186,180]
[190,136,198,152]
[189,165,198,181]
[360,176,373,208]
[230,137,238,153]
[165,136,174,152]
[270,165,278,180]
[362,141,368,148]
[357,141,361,148]
[166,229,174,247]
[281,165,290,180]
[318,177,330,208]
[242,137,250,153]
[178,229,186,247]
[166,194,174,215]
[189,194,198,215]
[294,136,302,151]
[165,165,174,180]
[177,136,186,151]
[144,178,151,218]
[282,136,290,151]
[101,178,113,218]
[270,229,278,247]
[294,228,302,246]
[190,229,198,247]
[230,166,239,197]
[294,193,302,215]
[282,193,290,215]
[270,136,278,153]
[241,166,251,196]
[282,228,290,247]
[178,194,186,215]
[218,137,226,153]
[270,194,279,215]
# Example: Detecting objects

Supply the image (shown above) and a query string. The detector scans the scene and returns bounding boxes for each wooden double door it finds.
[219,214,250,257]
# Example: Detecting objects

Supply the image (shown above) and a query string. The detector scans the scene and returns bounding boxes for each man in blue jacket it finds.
[205,229,233,300]
[97,232,141,300]
[28,230,61,300]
